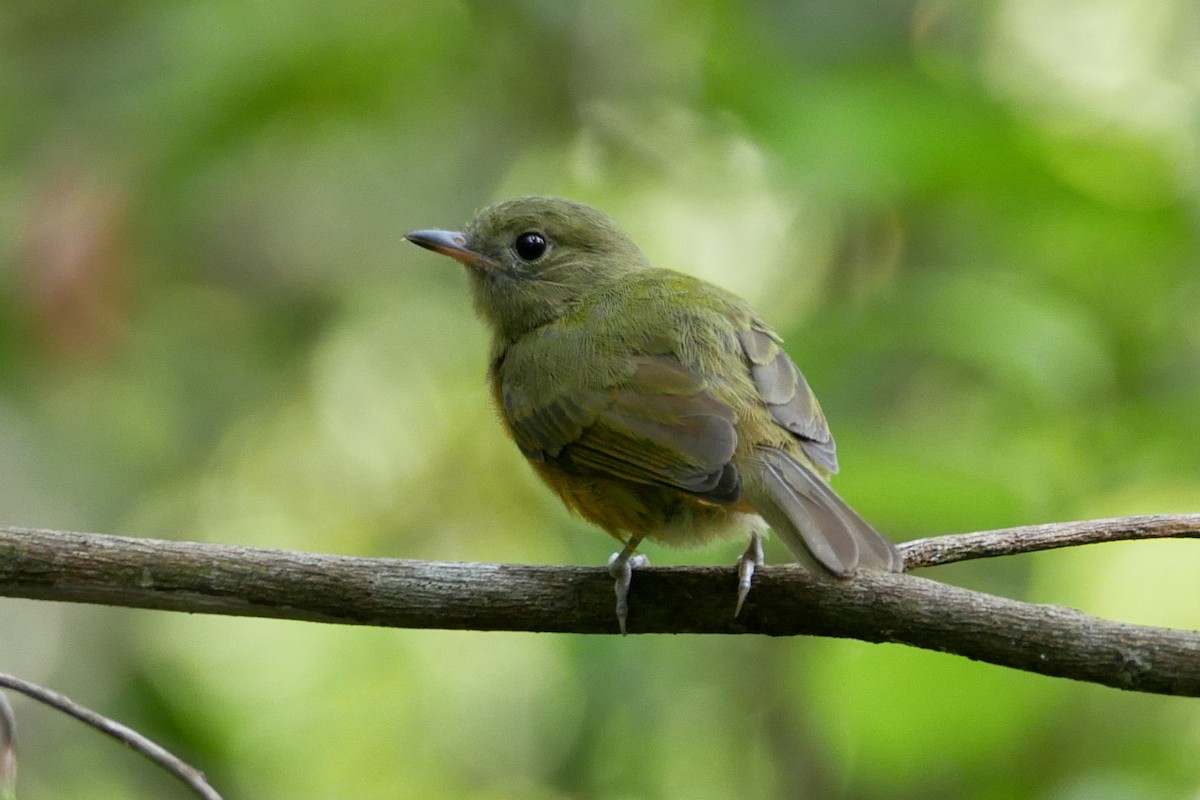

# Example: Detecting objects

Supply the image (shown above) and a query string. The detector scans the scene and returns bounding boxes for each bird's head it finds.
[406,196,650,340]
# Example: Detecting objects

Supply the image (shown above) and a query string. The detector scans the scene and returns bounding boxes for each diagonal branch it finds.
[0,674,222,800]
[1,515,1198,696]
[0,691,14,800]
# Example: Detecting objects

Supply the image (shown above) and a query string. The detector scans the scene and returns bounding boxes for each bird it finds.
[406,196,904,632]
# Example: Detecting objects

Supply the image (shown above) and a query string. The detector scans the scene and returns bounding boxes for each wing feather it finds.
[737,327,839,474]
[501,355,742,504]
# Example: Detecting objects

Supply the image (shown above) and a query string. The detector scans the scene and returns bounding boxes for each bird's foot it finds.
[607,548,650,635]
[735,532,765,617]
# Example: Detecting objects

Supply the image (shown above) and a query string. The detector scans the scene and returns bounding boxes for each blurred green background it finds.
[2,0,1199,797]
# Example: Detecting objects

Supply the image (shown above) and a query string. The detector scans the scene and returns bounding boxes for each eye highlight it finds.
[513,231,548,262]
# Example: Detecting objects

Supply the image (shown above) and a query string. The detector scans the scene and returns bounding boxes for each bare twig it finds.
[900,515,1200,569]
[1,515,1198,696]
[0,673,222,800]
[0,691,14,800]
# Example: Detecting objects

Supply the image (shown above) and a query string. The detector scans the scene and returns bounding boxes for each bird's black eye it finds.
[513,231,548,262]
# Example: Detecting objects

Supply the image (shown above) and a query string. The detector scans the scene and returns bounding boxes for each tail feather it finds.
[757,448,903,576]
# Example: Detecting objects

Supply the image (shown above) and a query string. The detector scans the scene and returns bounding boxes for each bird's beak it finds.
[405,229,495,269]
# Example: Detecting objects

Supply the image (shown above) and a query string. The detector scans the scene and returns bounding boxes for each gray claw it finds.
[735,532,765,617]
[608,550,650,634]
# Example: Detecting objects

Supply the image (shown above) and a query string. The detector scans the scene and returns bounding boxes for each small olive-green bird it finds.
[407,196,903,632]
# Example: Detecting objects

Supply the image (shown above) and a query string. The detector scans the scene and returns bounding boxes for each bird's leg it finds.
[607,535,648,635]
[735,531,765,617]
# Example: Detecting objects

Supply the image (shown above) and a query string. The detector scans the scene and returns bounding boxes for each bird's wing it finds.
[737,325,839,474]
[499,354,742,504]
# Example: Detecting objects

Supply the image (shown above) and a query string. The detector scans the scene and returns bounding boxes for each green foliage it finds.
[1,1,1198,797]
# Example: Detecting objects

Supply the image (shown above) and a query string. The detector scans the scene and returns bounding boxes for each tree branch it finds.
[1,515,1198,696]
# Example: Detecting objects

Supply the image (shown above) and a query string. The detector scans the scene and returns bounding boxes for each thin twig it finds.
[0,673,223,800]
[0,515,1198,696]
[0,691,14,800]
[900,514,1200,569]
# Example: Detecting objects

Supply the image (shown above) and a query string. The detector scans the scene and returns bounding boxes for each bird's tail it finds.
[754,447,903,576]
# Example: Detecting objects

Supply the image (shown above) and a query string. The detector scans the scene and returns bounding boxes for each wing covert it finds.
[738,326,839,474]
